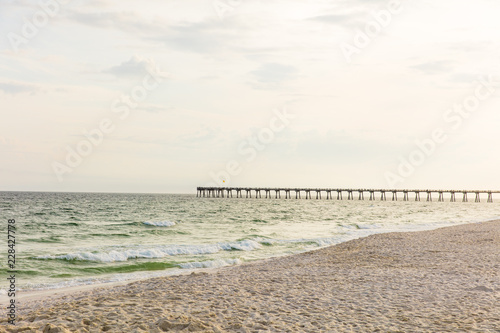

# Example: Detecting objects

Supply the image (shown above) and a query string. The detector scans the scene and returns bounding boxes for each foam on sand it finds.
[179,258,242,269]
[3,221,499,332]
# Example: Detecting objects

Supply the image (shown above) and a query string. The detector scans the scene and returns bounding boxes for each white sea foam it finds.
[179,258,242,269]
[226,239,261,251]
[342,223,380,230]
[143,220,176,227]
[253,236,340,247]
[36,240,261,263]
[18,268,189,292]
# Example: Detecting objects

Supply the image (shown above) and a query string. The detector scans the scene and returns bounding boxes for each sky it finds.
[1,0,500,194]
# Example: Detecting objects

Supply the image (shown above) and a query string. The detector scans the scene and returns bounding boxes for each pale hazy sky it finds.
[1,0,500,193]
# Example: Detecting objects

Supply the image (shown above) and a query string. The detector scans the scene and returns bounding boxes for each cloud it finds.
[103,55,167,79]
[448,41,493,53]
[449,73,483,84]
[68,8,248,54]
[137,104,173,114]
[0,81,41,95]
[411,61,454,75]
[263,129,398,165]
[109,125,230,151]
[250,63,298,86]
[306,1,394,29]
[308,13,361,28]
[148,18,252,54]
[69,10,160,33]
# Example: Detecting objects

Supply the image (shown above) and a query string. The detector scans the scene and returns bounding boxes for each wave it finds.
[342,223,380,230]
[143,220,176,227]
[35,240,261,263]
[60,222,80,227]
[179,258,241,269]
[251,236,340,247]
[78,261,178,274]
[27,236,63,243]
[89,233,131,238]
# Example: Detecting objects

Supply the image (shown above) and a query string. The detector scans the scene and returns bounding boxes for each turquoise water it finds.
[1,191,499,292]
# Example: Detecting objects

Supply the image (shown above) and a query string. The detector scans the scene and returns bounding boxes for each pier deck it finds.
[196,187,499,202]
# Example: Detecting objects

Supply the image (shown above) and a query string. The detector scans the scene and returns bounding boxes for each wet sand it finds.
[1,221,499,332]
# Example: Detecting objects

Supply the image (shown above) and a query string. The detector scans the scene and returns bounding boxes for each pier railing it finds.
[196,187,499,202]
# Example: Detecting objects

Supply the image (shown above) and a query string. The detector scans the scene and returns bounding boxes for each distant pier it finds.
[196,187,498,202]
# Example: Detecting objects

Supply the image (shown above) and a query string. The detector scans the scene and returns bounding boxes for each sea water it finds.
[1,191,499,292]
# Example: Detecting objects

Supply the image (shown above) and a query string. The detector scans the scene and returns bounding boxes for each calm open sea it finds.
[1,191,499,293]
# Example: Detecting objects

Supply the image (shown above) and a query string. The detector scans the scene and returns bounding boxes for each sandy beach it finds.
[1,220,499,332]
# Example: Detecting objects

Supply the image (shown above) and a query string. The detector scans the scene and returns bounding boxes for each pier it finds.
[196,187,498,202]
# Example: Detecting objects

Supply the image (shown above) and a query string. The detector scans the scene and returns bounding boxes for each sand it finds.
[1,221,499,332]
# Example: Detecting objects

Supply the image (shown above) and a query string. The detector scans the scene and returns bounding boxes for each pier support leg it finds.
[195,188,494,204]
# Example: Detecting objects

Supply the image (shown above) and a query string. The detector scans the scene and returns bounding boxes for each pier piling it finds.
[196,187,498,203]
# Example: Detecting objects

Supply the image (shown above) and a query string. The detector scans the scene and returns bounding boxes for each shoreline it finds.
[1,220,499,332]
[6,215,500,297]
[0,265,227,309]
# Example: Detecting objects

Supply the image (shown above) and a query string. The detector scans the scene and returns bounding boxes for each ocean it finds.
[1,191,499,293]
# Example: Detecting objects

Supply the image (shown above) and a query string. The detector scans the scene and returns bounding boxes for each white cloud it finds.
[0,81,41,95]
[248,63,299,90]
[411,61,454,75]
[103,55,166,79]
